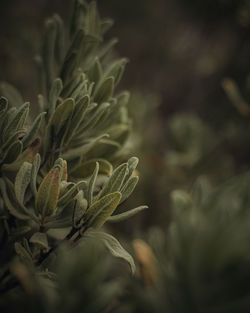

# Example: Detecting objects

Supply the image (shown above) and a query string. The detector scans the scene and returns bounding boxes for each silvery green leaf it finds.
[69,0,87,38]
[62,134,108,160]
[87,58,102,89]
[94,77,114,104]
[105,58,128,86]
[48,78,63,119]
[120,175,139,203]
[87,162,99,206]
[58,180,87,207]
[30,232,49,250]
[3,102,29,142]
[1,129,25,151]
[30,154,41,198]
[86,1,101,38]
[2,140,23,164]
[73,190,88,225]
[0,82,24,107]
[79,102,110,132]
[98,163,128,199]
[53,14,65,65]
[61,70,83,98]
[42,19,57,92]
[64,29,84,62]
[86,231,136,274]
[85,191,121,228]
[49,98,75,136]
[15,162,32,205]
[107,205,148,223]
[64,95,90,143]
[0,178,29,220]
[124,156,139,184]
[71,158,113,178]
[60,50,77,83]
[22,112,46,149]
[35,168,61,217]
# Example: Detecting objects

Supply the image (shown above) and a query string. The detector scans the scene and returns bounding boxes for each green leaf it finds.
[87,58,102,84]
[107,205,148,223]
[0,178,29,220]
[105,58,128,86]
[48,78,63,119]
[49,98,75,136]
[30,154,41,198]
[57,180,87,207]
[86,1,101,38]
[53,14,65,65]
[87,162,99,206]
[29,232,49,250]
[71,158,113,178]
[94,77,114,104]
[120,176,139,203]
[62,134,108,160]
[35,168,61,217]
[3,102,29,141]
[42,19,57,92]
[64,95,90,143]
[86,231,136,274]
[2,140,23,164]
[22,112,46,149]
[98,163,128,199]
[85,192,121,228]
[123,156,139,185]
[15,162,32,205]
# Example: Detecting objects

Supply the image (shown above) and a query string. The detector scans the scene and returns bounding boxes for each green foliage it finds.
[0,1,146,310]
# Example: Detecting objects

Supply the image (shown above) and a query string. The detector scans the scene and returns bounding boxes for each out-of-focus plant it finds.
[0,1,147,310]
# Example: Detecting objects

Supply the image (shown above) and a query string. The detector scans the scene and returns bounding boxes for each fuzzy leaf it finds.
[2,140,23,164]
[85,192,121,228]
[35,168,61,217]
[98,163,128,199]
[29,232,49,250]
[105,58,128,86]
[86,231,136,274]
[71,158,113,178]
[57,180,87,207]
[94,77,114,104]
[120,176,139,203]
[49,98,75,136]
[15,162,32,205]
[30,154,41,197]
[107,205,148,223]
[22,112,46,149]
[87,162,99,206]
[48,78,63,118]
[0,178,29,220]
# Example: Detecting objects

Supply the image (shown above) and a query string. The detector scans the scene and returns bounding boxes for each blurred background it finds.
[1,0,250,236]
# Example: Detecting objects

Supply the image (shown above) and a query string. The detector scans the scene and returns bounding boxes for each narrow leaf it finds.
[15,162,32,205]
[30,154,41,197]
[85,192,121,228]
[87,162,99,206]
[35,168,61,217]
[29,232,49,250]
[108,206,148,223]
[86,231,136,274]
[94,77,114,104]
[120,176,139,203]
